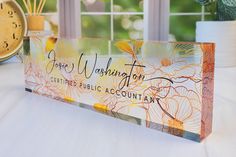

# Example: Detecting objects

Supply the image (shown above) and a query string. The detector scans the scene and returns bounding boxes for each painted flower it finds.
[115,40,143,59]
[144,85,201,136]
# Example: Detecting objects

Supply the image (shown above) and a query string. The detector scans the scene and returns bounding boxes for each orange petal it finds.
[45,37,57,52]
[115,41,135,57]
[135,40,143,50]
[161,58,172,67]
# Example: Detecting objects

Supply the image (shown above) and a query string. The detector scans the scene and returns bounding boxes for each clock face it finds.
[0,0,26,61]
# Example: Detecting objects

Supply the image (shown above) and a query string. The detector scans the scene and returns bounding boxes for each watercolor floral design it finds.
[93,40,212,137]
[24,38,214,141]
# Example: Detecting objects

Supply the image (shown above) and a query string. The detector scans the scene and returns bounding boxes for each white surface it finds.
[196,21,236,67]
[0,62,235,157]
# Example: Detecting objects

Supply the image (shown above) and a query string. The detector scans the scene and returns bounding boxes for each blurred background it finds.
[16,0,206,42]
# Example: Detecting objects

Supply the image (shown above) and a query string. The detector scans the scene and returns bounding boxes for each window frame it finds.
[80,0,144,40]
[58,0,209,41]
[144,0,169,41]
[58,0,170,40]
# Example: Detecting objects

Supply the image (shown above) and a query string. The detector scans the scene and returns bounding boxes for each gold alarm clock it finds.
[0,0,27,62]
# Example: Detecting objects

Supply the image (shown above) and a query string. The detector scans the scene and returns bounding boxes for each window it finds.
[59,0,169,41]
[80,0,209,41]
[16,0,58,35]
[16,0,57,12]
[81,0,144,40]
[170,0,210,41]
[17,0,210,42]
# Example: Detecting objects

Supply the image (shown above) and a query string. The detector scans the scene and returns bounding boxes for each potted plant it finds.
[195,0,236,67]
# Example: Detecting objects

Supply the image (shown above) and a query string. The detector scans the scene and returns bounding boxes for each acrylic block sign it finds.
[23,37,215,142]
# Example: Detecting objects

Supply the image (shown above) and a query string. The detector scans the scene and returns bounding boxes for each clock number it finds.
[12,22,18,28]
[0,3,3,10]
[13,33,18,40]
[12,22,21,28]
[8,11,14,18]
[3,41,9,51]
[4,41,8,47]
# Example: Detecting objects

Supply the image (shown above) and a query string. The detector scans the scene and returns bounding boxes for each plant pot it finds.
[196,21,236,67]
